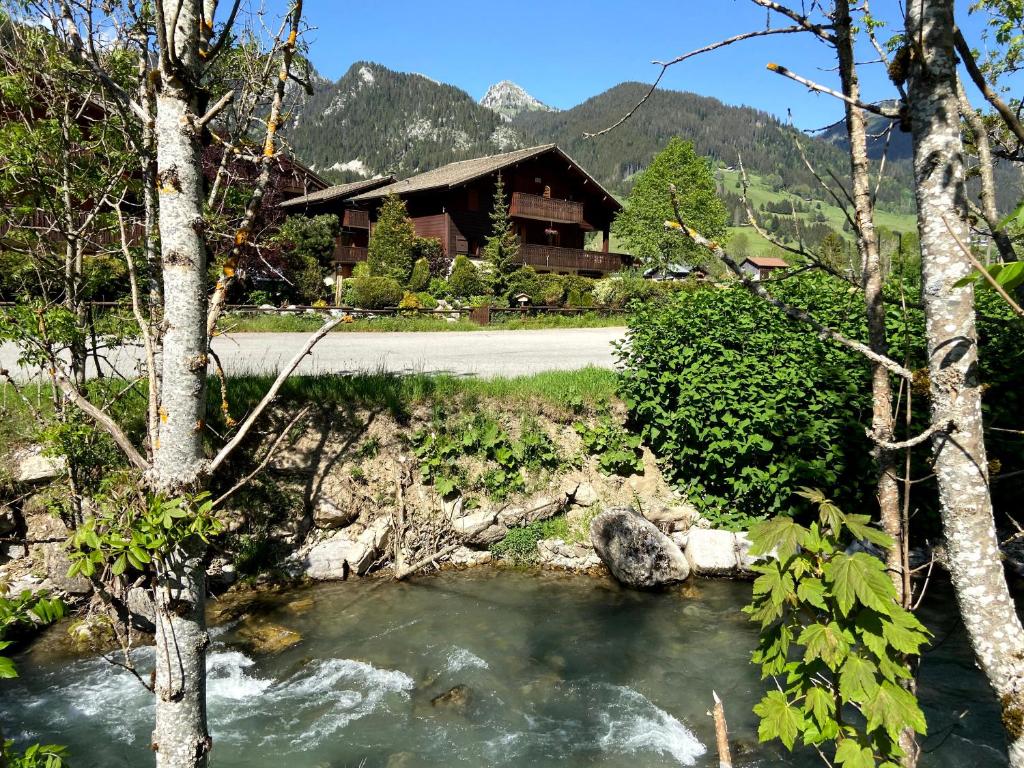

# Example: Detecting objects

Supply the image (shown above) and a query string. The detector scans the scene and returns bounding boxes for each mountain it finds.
[815,101,913,160]
[480,81,554,121]
[282,62,1019,217]
[286,62,521,182]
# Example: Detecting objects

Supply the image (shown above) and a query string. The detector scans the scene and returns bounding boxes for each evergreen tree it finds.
[368,193,416,281]
[482,172,520,297]
[612,137,729,270]
[409,257,430,291]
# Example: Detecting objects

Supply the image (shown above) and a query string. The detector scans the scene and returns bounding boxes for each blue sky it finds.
[279,1,994,130]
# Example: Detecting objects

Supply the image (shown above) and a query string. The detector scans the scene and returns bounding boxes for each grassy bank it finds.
[217,311,626,334]
[0,367,621,459]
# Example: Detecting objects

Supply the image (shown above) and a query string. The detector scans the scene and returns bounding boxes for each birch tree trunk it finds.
[150,2,212,766]
[905,2,1024,763]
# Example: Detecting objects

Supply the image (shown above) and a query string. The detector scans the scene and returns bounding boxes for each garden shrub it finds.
[448,255,486,298]
[348,275,403,309]
[409,257,431,292]
[617,275,876,527]
[415,292,438,309]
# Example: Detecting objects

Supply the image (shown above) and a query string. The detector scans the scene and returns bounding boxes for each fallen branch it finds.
[712,690,733,768]
[394,543,462,581]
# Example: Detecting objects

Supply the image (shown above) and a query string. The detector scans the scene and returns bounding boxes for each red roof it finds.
[742,256,789,268]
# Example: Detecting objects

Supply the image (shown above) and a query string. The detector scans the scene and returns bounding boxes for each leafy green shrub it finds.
[413,236,448,276]
[409,257,430,292]
[574,416,644,476]
[618,276,875,524]
[427,277,450,299]
[747,489,927,765]
[448,255,486,298]
[415,292,438,309]
[348,275,403,309]
[489,514,574,564]
[413,414,561,501]
[398,291,422,310]
[247,289,273,306]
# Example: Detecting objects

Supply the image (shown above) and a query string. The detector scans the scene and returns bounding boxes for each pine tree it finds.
[612,137,728,271]
[483,172,520,297]
[368,193,416,282]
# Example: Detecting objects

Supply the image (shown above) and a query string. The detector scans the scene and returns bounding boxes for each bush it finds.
[413,236,448,277]
[448,255,486,298]
[246,289,273,306]
[398,291,422,309]
[348,276,403,309]
[617,275,876,527]
[574,416,644,476]
[427,277,450,298]
[416,292,438,309]
[409,257,430,292]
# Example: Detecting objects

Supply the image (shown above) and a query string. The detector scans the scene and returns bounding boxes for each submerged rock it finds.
[589,507,690,588]
[236,620,302,654]
[431,684,472,713]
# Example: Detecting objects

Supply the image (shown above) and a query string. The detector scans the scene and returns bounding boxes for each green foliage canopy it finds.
[612,137,728,270]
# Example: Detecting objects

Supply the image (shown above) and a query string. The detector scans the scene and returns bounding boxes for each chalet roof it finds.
[279,176,397,209]
[742,256,789,268]
[348,144,621,210]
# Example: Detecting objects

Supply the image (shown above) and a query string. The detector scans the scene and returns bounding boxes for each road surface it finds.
[1,327,627,380]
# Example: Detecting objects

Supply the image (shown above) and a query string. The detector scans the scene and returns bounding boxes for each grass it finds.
[719,168,918,256]
[1,367,621,457]
[217,311,626,334]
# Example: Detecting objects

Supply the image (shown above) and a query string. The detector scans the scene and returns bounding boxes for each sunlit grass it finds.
[217,311,625,334]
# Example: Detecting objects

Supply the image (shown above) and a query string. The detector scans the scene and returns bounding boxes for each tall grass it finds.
[217,312,625,334]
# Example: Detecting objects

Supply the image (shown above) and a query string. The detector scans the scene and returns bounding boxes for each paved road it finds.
[1,327,626,380]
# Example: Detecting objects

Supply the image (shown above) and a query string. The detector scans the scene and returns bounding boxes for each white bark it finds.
[150,3,212,767]
[906,2,1024,763]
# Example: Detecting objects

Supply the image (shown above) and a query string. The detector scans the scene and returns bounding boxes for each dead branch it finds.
[207,312,343,474]
[212,406,311,508]
[868,419,955,450]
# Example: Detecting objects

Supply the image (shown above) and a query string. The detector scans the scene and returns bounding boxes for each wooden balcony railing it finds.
[519,243,629,273]
[509,192,584,225]
[333,244,368,264]
[342,209,370,229]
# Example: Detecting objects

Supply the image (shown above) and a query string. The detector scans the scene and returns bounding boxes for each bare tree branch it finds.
[954,27,1024,149]
[583,25,812,139]
[666,185,914,380]
[766,62,901,117]
[207,312,342,474]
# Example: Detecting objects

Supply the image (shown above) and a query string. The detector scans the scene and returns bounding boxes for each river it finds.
[0,570,1008,766]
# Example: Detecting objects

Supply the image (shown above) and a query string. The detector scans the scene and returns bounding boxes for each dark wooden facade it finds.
[283,146,631,278]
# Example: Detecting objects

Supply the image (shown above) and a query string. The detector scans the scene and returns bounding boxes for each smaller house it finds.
[739,256,789,281]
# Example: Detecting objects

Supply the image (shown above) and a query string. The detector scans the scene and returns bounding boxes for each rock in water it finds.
[590,507,690,588]
[431,684,472,713]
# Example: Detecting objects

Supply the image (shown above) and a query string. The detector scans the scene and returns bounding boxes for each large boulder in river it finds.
[589,507,690,588]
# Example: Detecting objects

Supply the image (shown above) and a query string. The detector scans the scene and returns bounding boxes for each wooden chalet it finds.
[280,145,632,278]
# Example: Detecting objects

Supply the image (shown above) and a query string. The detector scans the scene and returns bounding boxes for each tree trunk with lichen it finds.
[834,2,917,762]
[906,2,1024,764]
[150,2,211,766]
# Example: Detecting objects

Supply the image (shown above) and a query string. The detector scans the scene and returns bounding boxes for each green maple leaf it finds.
[800,622,850,668]
[863,680,927,740]
[835,737,876,768]
[754,689,805,750]
[839,652,879,704]
[824,553,896,616]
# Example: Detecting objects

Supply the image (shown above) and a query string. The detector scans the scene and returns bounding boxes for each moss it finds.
[1002,694,1024,740]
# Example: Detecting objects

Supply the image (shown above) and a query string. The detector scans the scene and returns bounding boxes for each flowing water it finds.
[1,570,1009,767]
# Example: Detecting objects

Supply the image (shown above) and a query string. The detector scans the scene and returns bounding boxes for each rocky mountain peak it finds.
[480,80,554,121]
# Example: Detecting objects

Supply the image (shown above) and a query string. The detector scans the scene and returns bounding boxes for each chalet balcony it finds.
[333,244,368,264]
[519,243,629,274]
[509,192,584,225]
[342,209,370,229]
